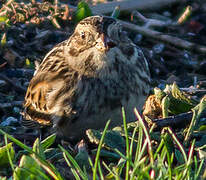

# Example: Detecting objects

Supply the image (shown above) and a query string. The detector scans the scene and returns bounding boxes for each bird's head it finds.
[65,16,130,76]
[67,16,125,56]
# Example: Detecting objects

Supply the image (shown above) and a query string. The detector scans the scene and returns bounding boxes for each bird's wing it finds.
[22,44,79,128]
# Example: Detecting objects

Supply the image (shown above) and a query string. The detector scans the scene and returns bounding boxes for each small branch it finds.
[0,0,14,12]
[0,74,26,94]
[177,6,192,24]
[0,10,7,16]
[131,5,192,28]
[153,112,192,128]
[54,0,58,14]
[68,0,180,15]
[153,111,206,129]
[120,20,206,54]
[131,11,174,28]
[90,0,180,15]
[180,88,206,94]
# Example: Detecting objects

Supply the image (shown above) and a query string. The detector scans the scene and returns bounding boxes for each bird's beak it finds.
[96,33,116,52]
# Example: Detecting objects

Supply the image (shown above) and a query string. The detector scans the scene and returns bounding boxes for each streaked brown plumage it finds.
[22,16,150,140]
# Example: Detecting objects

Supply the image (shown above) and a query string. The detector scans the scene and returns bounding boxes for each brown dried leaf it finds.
[143,94,162,119]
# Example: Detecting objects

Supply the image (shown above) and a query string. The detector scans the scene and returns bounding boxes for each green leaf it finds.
[185,95,206,142]
[86,129,125,153]
[0,16,10,27]
[175,149,185,164]
[75,148,90,171]
[91,149,120,160]
[0,143,15,167]
[0,129,63,180]
[163,83,197,114]
[154,87,166,102]
[25,58,35,69]
[13,155,46,180]
[192,95,206,120]
[172,82,196,105]
[33,138,46,160]
[40,133,56,150]
[74,1,92,23]
[0,16,8,23]
[199,125,206,131]
[161,95,170,118]
[25,58,31,66]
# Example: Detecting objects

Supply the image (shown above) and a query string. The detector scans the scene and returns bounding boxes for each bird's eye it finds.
[80,32,85,39]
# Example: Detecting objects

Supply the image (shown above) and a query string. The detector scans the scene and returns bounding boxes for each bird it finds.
[22,15,150,141]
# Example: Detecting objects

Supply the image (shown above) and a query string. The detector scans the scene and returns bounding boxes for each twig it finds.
[120,20,206,54]
[54,0,58,15]
[0,101,23,109]
[90,0,180,15]
[153,112,193,128]
[31,0,36,4]
[0,10,7,16]
[62,5,69,20]
[130,6,191,30]
[153,111,206,129]
[131,11,174,28]
[177,6,192,24]
[0,74,26,94]
[0,0,14,12]
[180,88,206,93]
[0,62,7,68]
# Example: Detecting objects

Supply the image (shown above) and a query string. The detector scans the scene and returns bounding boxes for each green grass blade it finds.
[4,135,15,171]
[62,151,81,180]
[32,154,63,180]
[135,124,143,162]
[0,129,63,180]
[98,161,104,180]
[195,158,204,180]
[134,108,154,165]
[111,6,120,18]
[167,128,187,163]
[103,161,119,179]
[129,125,138,160]
[0,128,33,153]
[122,108,130,180]
[93,120,110,180]
[59,146,87,180]
[130,156,147,179]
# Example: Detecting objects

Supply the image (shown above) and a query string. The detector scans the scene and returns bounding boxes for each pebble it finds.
[163,11,171,17]
[13,107,21,114]
[133,34,143,44]
[0,80,6,88]
[152,43,165,54]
